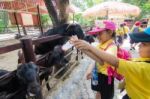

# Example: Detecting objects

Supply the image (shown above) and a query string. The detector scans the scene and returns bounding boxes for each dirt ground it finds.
[0,39,20,71]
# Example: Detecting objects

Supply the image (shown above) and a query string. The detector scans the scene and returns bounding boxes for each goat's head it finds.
[62,23,85,39]
[48,45,68,67]
[83,35,95,44]
[17,62,42,99]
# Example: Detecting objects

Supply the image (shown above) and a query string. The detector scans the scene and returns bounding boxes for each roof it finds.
[0,0,47,14]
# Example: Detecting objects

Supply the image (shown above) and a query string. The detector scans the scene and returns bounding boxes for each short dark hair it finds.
[105,29,116,38]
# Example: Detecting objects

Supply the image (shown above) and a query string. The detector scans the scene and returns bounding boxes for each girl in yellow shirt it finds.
[85,20,117,99]
[70,27,150,99]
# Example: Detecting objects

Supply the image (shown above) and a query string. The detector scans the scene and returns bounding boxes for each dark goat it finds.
[35,23,94,90]
[83,35,95,44]
[38,45,68,90]
[35,23,84,55]
[37,45,68,68]
[0,62,42,99]
[49,45,68,67]
[0,70,9,76]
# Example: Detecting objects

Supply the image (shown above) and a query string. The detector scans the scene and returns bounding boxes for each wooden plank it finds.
[0,9,38,15]
[32,34,63,45]
[0,34,64,54]
[0,43,22,54]
[14,12,21,36]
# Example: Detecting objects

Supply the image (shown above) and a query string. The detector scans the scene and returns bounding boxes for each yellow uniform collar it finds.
[132,58,150,62]
[98,39,114,50]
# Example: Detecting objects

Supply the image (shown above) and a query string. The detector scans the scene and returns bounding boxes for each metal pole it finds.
[21,37,36,63]
[106,9,109,20]
[73,13,75,23]
[14,12,21,37]
[37,5,43,35]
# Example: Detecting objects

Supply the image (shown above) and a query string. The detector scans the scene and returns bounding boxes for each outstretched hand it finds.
[70,36,91,50]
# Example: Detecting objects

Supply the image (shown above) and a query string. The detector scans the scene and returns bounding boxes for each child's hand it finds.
[69,35,78,44]
[86,72,92,80]
[70,36,91,50]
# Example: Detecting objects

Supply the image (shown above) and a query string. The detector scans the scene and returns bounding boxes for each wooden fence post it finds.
[14,12,21,37]
[37,5,44,35]
[21,37,36,63]
[22,26,27,35]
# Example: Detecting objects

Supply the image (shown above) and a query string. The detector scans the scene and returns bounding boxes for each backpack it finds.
[117,47,131,60]
[105,43,131,84]
[115,47,131,80]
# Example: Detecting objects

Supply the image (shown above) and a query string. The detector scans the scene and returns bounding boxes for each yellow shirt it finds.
[118,58,150,99]
[116,26,129,36]
[116,28,123,36]
[124,26,130,34]
[96,39,117,75]
[131,26,143,32]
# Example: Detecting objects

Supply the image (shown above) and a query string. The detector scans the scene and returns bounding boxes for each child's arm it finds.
[86,62,95,74]
[89,45,119,67]
[85,62,95,80]
[82,50,104,65]
[70,37,119,67]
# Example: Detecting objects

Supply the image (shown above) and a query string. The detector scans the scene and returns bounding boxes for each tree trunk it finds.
[44,0,69,27]
[44,0,59,27]
[57,0,69,25]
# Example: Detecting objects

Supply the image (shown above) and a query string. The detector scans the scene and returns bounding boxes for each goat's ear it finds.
[18,50,25,64]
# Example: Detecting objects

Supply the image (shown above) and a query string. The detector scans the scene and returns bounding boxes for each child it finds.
[123,22,130,39]
[130,21,143,50]
[84,20,117,99]
[116,24,125,46]
[70,27,150,99]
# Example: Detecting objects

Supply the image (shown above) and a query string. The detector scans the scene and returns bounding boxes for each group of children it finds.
[116,21,146,50]
[70,20,150,99]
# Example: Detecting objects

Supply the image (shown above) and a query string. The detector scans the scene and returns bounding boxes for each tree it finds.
[44,0,69,27]
[0,11,9,33]
[70,0,103,26]
[139,2,150,18]
[71,0,103,10]
[122,0,150,19]
[41,15,52,26]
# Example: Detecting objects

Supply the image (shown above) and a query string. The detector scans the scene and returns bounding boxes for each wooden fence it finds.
[0,34,80,98]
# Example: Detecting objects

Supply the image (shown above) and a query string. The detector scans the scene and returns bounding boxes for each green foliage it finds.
[0,11,9,33]
[71,0,103,10]
[70,0,104,26]
[41,14,52,26]
[73,13,95,26]
[122,0,150,19]
[93,0,103,4]
[140,3,150,18]
[0,20,4,33]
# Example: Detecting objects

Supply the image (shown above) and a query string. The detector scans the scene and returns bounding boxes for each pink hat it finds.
[87,20,116,35]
